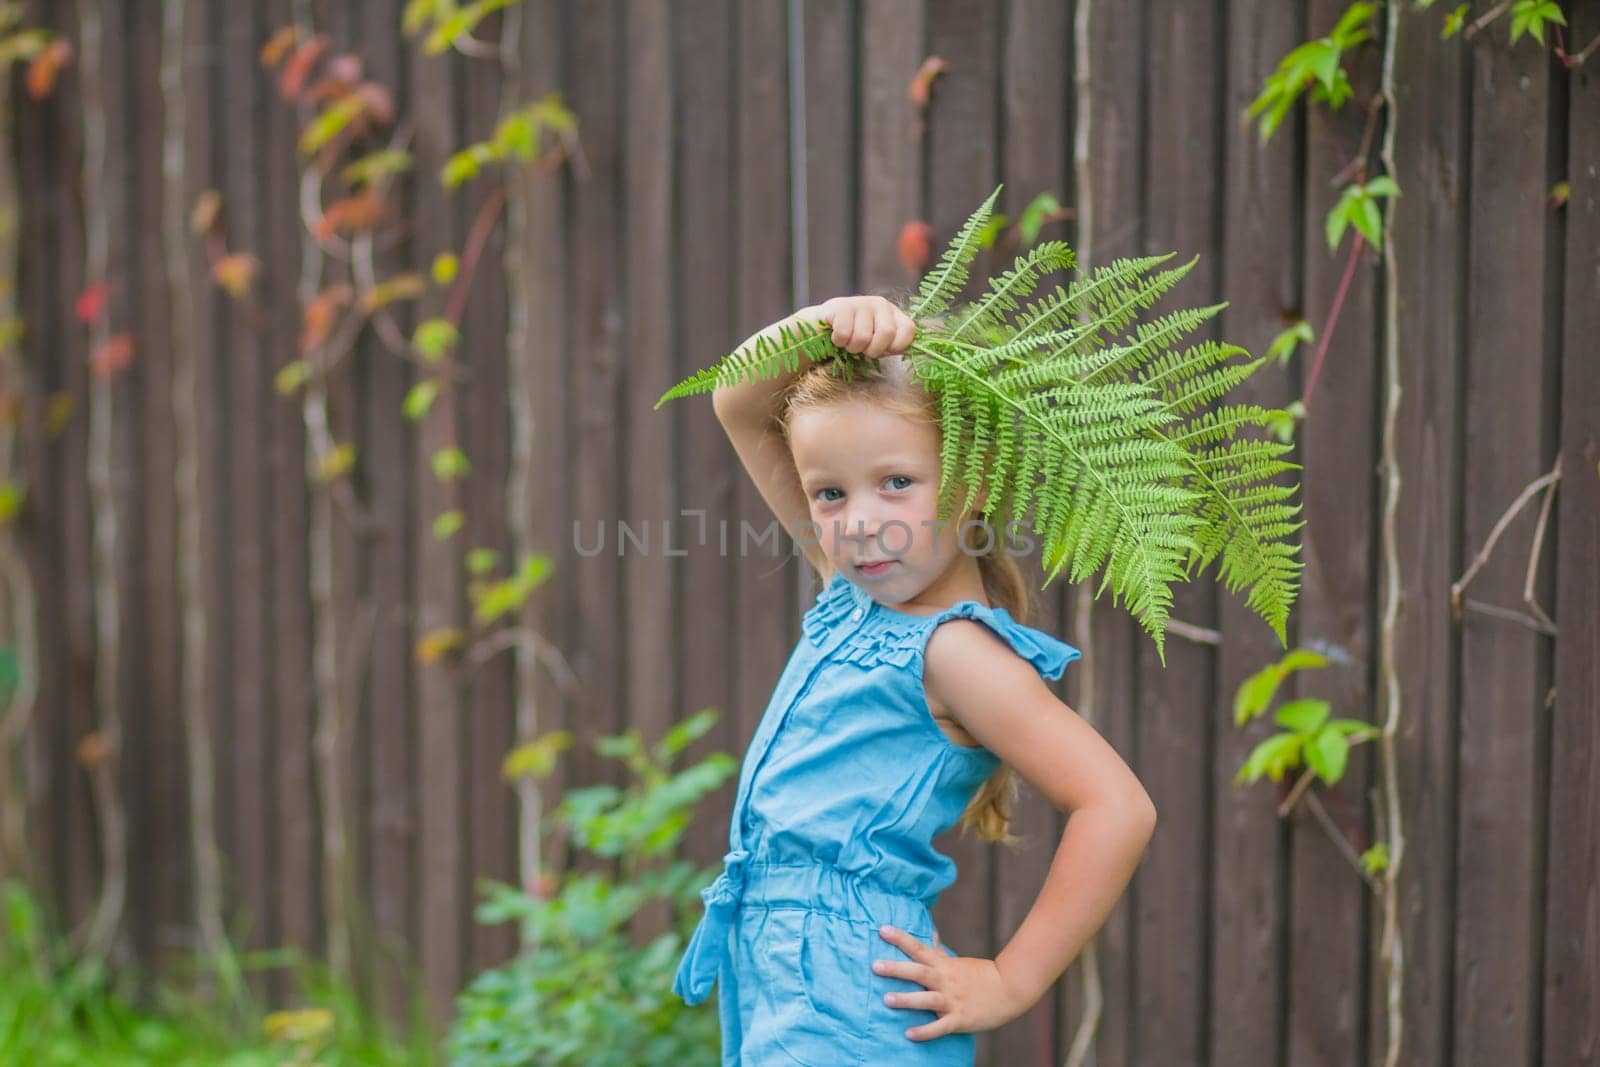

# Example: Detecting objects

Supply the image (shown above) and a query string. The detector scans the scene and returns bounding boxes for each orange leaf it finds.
[26,39,72,102]
[415,627,464,664]
[313,188,386,241]
[211,252,260,300]
[76,731,111,769]
[361,272,426,312]
[279,33,328,100]
[0,394,20,427]
[907,55,946,107]
[259,25,299,68]
[75,280,109,324]
[190,190,222,235]
[301,284,353,354]
[897,220,933,274]
[91,333,135,379]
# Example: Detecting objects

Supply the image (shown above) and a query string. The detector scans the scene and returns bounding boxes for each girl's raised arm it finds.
[711,304,832,579]
[711,296,916,581]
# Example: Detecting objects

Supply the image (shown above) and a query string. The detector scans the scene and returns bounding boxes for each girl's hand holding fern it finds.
[812,294,917,359]
[873,925,1032,1041]
[709,295,914,426]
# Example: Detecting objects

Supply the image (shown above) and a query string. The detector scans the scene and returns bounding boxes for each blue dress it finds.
[672,569,1081,1066]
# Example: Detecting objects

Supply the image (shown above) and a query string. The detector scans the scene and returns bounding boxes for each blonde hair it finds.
[777,305,1040,848]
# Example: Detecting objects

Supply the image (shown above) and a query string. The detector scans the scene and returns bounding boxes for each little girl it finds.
[672,293,1158,1065]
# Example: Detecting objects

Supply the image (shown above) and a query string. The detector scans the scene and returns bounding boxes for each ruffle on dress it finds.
[802,572,1081,680]
[928,601,1081,681]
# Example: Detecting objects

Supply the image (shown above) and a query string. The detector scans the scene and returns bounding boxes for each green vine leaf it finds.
[432,446,471,481]
[1509,0,1565,46]
[404,379,439,421]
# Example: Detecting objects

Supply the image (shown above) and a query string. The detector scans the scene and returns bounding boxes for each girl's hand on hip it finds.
[813,295,917,360]
[872,924,1030,1040]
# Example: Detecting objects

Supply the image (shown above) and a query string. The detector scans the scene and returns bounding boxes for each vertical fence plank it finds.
[565,0,622,885]
[127,0,187,980]
[41,0,103,944]
[1386,5,1469,1064]
[344,0,414,1015]
[797,0,854,323]
[408,12,467,1024]
[218,0,275,985]
[1134,4,1224,1063]
[510,0,570,909]
[857,0,921,293]
[13,0,71,924]
[1210,3,1302,1065]
[674,0,737,870]
[258,0,320,1009]
[1454,21,1559,1067]
[1291,2,1382,1064]
[460,8,518,978]
[620,0,677,939]
[1544,6,1600,1058]
[1079,4,1146,1063]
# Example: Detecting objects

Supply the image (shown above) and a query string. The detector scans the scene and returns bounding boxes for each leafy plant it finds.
[1244,1,1377,141]
[0,879,433,1065]
[655,185,1305,662]
[445,709,736,1067]
[1232,647,1379,787]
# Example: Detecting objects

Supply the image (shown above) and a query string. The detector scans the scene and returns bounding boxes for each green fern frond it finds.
[656,182,1305,664]
[909,186,1003,319]
[652,316,843,409]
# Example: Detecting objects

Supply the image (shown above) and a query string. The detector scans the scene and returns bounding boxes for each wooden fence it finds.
[2,1,1596,1064]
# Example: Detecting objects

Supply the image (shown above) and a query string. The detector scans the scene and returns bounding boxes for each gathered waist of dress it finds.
[738,855,938,931]
[672,849,939,1005]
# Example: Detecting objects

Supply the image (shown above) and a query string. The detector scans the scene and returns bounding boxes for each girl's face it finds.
[789,397,977,605]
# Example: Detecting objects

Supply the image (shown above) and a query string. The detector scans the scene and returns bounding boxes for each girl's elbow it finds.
[1128,792,1158,834]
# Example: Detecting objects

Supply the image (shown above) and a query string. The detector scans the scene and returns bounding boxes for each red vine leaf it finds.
[301,284,354,354]
[907,55,947,108]
[897,220,934,274]
[314,189,386,241]
[26,38,72,101]
[279,33,329,100]
[259,25,299,68]
[91,333,135,379]
[75,280,109,324]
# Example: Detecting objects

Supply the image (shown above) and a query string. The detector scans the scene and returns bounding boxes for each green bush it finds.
[445,709,736,1067]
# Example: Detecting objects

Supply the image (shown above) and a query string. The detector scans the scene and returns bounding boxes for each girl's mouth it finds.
[857,559,897,576]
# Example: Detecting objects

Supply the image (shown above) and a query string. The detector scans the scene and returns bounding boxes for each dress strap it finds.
[928,601,1081,681]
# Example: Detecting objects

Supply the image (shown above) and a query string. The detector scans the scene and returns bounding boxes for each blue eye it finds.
[886,475,912,490]
[817,488,843,503]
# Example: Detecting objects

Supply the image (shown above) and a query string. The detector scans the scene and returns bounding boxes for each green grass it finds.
[0,879,440,1066]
